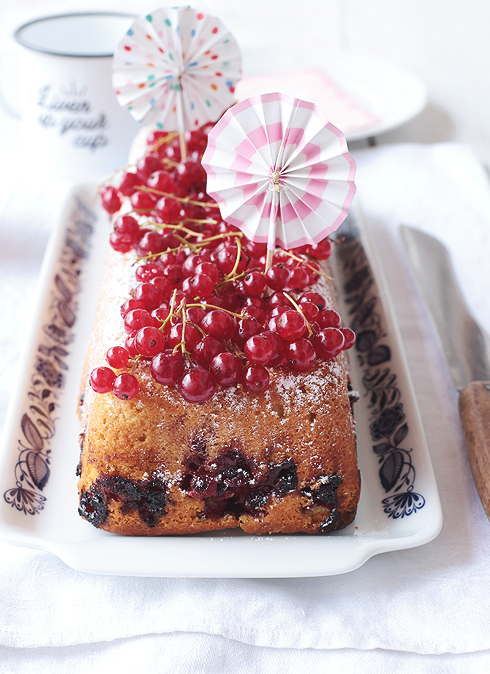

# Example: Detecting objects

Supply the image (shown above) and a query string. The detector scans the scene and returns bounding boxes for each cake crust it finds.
[78,247,360,535]
[78,124,360,536]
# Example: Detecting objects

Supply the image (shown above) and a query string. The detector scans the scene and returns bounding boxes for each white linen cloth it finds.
[0,142,490,672]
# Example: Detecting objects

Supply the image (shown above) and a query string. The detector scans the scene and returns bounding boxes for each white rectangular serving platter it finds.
[0,184,442,577]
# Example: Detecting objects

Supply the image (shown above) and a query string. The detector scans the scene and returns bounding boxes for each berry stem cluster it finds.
[94,122,356,403]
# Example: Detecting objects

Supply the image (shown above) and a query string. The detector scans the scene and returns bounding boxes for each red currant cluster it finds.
[91,124,356,404]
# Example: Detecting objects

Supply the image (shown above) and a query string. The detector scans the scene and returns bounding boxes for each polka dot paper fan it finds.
[112,7,242,132]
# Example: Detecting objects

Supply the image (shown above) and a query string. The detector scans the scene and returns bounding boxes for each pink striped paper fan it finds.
[201,92,356,252]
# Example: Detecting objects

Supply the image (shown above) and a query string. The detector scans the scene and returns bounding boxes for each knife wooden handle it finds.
[459,381,490,520]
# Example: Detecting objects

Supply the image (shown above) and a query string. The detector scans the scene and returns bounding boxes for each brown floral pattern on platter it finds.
[4,197,94,515]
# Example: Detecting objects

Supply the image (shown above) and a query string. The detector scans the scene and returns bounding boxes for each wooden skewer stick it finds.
[179,132,187,162]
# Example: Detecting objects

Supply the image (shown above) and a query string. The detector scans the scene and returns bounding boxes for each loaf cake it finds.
[77,123,360,535]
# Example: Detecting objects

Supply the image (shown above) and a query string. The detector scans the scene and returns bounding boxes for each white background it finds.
[1,0,490,169]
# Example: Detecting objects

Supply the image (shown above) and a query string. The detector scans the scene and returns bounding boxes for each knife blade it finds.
[401,224,490,519]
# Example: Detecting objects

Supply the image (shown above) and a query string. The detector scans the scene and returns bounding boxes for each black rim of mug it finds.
[14,11,137,58]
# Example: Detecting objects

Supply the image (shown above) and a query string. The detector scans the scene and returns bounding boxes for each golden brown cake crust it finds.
[78,246,360,536]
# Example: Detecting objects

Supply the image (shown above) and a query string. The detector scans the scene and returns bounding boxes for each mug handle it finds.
[0,51,21,119]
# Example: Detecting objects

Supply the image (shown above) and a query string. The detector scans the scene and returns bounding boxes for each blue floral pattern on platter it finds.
[3,198,95,515]
[336,218,425,519]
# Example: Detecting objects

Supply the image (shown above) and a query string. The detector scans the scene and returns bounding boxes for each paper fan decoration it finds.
[112,7,242,134]
[202,92,356,260]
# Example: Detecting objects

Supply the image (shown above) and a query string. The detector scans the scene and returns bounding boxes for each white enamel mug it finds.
[11,12,140,179]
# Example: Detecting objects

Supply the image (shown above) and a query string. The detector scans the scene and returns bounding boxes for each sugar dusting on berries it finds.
[88,122,356,408]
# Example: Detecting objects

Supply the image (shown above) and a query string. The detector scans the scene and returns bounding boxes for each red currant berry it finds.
[130,191,157,215]
[194,261,220,284]
[124,333,139,358]
[162,140,181,163]
[162,264,183,287]
[112,372,139,400]
[269,304,291,319]
[100,186,121,214]
[244,335,274,365]
[167,322,201,351]
[275,310,308,341]
[151,307,171,332]
[186,305,206,324]
[201,310,235,340]
[305,261,321,284]
[150,350,184,385]
[286,266,310,292]
[181,202,205,220]
[214,282,241,312]
[181,252,211,278]
[160,232,180,250]
[242,271,266,297]
[261,330,285,366]
[341,327,356,350]
[147,129,170,146]
[179,367,216,403]
[124,308,154,334]
[182,273,215,298]
[159,251,176,268]
[184,129,207,154]
[234,317,262,348]
[284,338,316,371]
[106,346,129,369]
[201,295,226,310]
[134,282,163,311]
[247,240,268,258]
[192,336,224,367]
[137,231,166,257]
[118,172,139,197]
[135,326,165,357]
[155,196,181,222]
[299,301,319,322]
[314,328,345,359]
[150,275,173,300]
[175,160,207,191]
[209,352,243,386]
[135,262,163,283]
[242,304,266,326]
[317,309,342,329]
[243,296,267,311]
[242,365,270,393]
[136,154,162,183]
[90,366,116,393]
[113,214,138,238]
[120,298,145,318]
[268,291,294,309]
[300,292,327,311]
[214,245,246,276]
[147,169,175,193]
[109,230,133,253]
[309,237,332,260]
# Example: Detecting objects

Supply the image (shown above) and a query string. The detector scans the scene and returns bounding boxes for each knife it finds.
[401,225,490,519]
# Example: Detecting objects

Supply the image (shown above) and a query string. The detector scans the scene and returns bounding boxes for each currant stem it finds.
[129,354,142,374]
[281,249,332,280]
[186,302,245,320]
[181,299,188,356]
[136,185,219,208]
[227,237,242,280]
[283,291,315,337]
[149,131,179,153]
